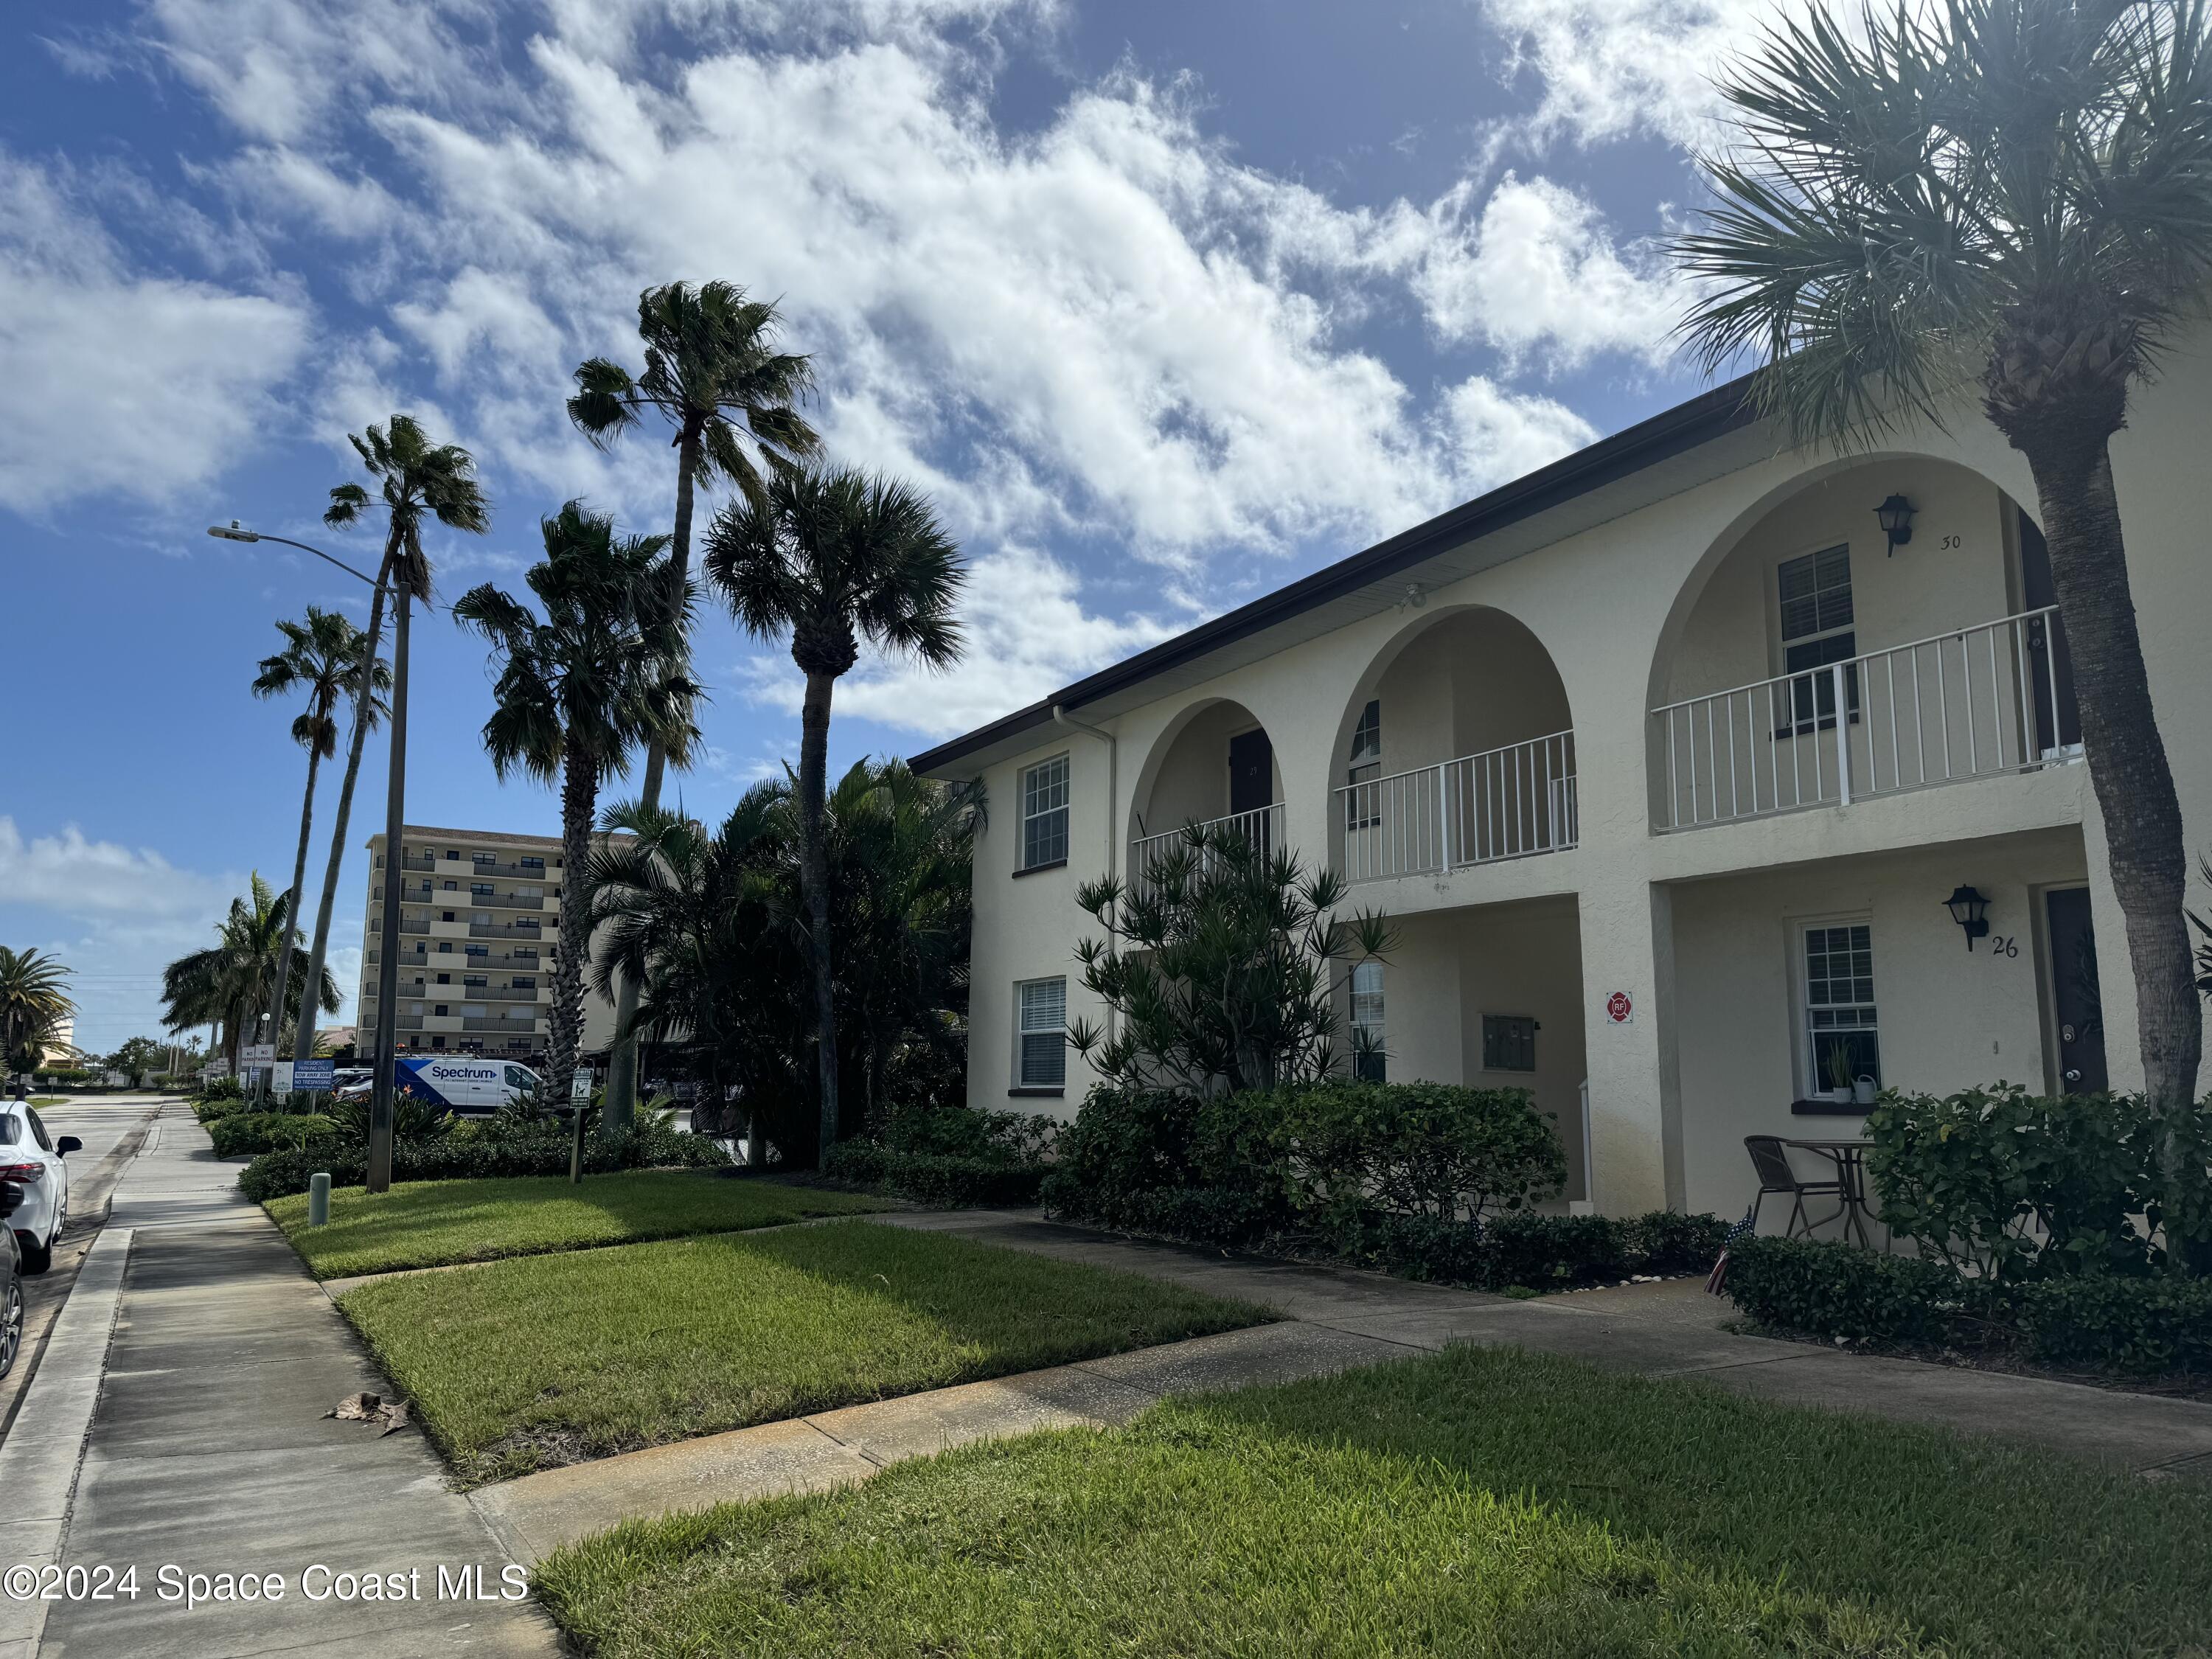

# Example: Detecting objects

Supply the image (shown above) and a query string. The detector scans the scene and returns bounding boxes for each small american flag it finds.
[1705,1204,1758,1295]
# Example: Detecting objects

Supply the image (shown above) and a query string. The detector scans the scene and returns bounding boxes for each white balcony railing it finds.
[1127,804,1284,902]
[1652,608,2077,832]
[1334,731,1577,885]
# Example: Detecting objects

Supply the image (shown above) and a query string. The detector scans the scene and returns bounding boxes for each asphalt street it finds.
[0,1098,164,1436]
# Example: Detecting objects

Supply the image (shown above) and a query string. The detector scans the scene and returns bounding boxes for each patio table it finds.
[1781,1136,1879,1249]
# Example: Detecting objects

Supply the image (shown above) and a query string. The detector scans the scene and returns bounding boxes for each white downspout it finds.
[1051,704,1118,1041]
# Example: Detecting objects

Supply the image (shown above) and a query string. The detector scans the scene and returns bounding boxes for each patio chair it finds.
[1742,1135,1846,1239]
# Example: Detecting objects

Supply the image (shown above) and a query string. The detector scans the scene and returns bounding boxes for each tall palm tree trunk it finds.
[292,558,394,1071]
[606,424,703,1131]
[799,669,840,1160]
[260,745,321,1102]
[2023,438,2202,1235]
[549,747,598,1091]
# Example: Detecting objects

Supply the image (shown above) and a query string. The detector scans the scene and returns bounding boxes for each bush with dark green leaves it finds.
[1865,1082,2209,1278]
[2011,1273,2212,1374]
[192,1076,246,1105]
[824,1105,1060,1208]
[193,1095,251,1123]
[237,1113,728,1200]
[1723,1235,1976,1345]
[1044,1082,1718,1290]
[208,1112,338,1158]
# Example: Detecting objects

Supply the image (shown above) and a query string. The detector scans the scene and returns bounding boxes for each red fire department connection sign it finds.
[1604,990,1635,1026]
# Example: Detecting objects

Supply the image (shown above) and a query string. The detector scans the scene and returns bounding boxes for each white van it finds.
[337,1057,541,1116]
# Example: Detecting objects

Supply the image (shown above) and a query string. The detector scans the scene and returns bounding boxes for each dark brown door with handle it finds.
[2045,886,2107,1093]
[1227,728,1274,851]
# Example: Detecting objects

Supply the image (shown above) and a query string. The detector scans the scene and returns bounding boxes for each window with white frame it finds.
[1345,700,1382,830]
[1020,755,1071,870]
[1017,978,1067,1088]
[1777,545,1860,731]
[1802,922,1880,1096]
[1349,959,1385,1082]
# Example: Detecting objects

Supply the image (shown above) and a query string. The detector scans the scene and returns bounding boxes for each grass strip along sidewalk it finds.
[536,1343,2212,1658]
[268,1170,891,1279]
[339,1219,1271,1485]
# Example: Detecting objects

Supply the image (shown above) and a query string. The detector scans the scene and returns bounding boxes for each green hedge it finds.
[1041,1083,1721,1291]
[208,1112,338,1158]
[824,1106,1059,1208]
[1723,1235,1967,1345]
[236,1116,729,1200]
[1723,1235,2212,1375]
[2011,1274,2212,1374]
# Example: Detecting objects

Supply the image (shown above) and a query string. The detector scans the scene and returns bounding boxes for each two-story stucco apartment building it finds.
[914,349,2212,1222]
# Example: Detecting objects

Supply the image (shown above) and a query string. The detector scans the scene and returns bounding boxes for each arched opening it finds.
[1127,698,1281,888]
[1326,605,1576,885]
[1646,456,2078,831]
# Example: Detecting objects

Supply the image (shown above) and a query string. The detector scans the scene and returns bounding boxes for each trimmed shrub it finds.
[193,1096,251,1123]
[1723,1235,1969,1344]
[1267,1081,1567,1228]
[208,1112,338,1158]
[237,1114,728,1201]
[1866,1083,2174,1279]
[1624,1208,1731,1275]
[824,1105,1060,1208]
[2012,1274,2212,1374]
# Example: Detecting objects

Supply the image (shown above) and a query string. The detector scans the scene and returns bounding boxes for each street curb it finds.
[0,1228,132,1652]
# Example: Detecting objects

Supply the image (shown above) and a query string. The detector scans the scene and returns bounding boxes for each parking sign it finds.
[293,1059,335,1092]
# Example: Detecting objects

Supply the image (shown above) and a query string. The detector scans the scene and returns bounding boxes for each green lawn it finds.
[536,1344,2212,1658]
[267,1171,891,1278]
[339,1220,1272,1485]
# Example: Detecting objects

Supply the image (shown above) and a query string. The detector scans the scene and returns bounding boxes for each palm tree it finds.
[588,795,804,1171]
[251,608,389,1088]
[705,467,965,1154]
[161,877,338,1077]
[567,282,820,1126]
[453,501,700,1088]
[1674,0,2212,1239]
[325,414,489,1188]
[0,947,76,1082]
[588,762,979,1167]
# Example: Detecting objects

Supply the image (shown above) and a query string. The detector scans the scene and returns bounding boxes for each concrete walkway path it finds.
[9,1107,557,1659]
[470,1203,2212,1566]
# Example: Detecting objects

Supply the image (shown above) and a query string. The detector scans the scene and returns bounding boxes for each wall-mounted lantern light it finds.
[1875,493,1916,554]
[1943,884,1991,950]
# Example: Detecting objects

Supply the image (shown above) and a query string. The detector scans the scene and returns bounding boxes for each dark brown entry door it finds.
[2045,886,2108,1093]
[1228,728,1274,822]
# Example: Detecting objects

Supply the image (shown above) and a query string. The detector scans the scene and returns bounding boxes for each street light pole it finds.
[366,582,411,1193]
[207,521,406,1183]
[210,524,385,1109]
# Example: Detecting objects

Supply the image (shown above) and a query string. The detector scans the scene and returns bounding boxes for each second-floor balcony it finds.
[1128,804,1284,902]
[1334,731,1577,884]
[1652,608,2079,832]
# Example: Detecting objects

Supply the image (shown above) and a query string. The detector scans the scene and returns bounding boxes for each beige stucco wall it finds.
[953,338,2212,1208]
[1669,828,2090,1220]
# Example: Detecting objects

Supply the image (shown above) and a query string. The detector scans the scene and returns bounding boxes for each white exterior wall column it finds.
[1573,861,1679,1214]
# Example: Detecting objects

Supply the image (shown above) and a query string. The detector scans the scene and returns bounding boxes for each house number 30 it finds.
[1986,934,2019,959]
[1940,534,1963,550]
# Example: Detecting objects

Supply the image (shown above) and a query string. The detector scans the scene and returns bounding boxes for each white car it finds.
[0,1105,80,1274]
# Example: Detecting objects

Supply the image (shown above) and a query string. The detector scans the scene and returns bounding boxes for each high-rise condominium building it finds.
[355,826,616,1065]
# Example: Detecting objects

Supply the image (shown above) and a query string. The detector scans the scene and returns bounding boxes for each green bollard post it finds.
[308,1171,331,1227]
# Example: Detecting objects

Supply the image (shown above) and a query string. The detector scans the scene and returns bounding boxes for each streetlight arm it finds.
[207,524,383,591]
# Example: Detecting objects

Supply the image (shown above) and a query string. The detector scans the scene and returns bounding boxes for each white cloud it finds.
[125,1,1697,737]
[1477,0,1809,152]
[0,818,237,919]
[1409,175,1683,369]
[0,153,313,513]
[738,543,1178,737]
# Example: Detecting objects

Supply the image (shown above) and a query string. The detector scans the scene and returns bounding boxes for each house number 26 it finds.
[1987,934,2019,959]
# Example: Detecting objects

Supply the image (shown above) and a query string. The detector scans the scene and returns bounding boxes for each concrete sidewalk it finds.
[17,1107,558,1659]
[466,1204,2212,1568]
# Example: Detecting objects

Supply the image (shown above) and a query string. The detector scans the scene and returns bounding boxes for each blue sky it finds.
[1,0,1771,1051]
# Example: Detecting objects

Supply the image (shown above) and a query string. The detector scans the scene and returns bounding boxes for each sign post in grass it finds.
[569,1067,592,1185]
